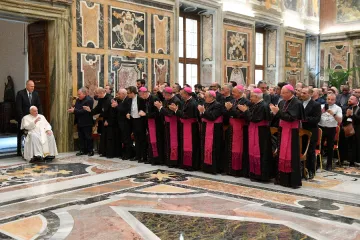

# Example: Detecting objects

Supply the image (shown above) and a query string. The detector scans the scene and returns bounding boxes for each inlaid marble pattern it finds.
[202,15,213,61]
[226,30,248,62]
[285,41,302,68]
[110,56,147,90]
[151,15,170,54]
[152,58,170,87]
[329,45,350,69]
[76,0,104,48]
[0,154,359,239]
[201,64,213,85]
[286,70,301,86]
[77,53,104,97]
[267,29,277,67]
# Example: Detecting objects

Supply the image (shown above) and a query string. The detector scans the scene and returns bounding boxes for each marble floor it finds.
[0,153,359,240]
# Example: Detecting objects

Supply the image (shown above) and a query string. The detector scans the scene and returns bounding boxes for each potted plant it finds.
[326,67,360,89]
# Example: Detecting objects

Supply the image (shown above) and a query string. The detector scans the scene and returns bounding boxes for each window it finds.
[179,14,200,87]
[255,29,265,85]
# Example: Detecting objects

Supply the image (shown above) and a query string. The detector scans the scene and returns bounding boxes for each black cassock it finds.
[200,101,224,174]
[347,105,360,164]
[273,97,304,188]
[160,96,182,167]
[224,97,250,177]
[176,97,200,170]
[144,95,164,165]
[244,100,273,181]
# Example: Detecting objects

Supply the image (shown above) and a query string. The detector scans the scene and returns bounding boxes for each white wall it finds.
[0,20,28,102]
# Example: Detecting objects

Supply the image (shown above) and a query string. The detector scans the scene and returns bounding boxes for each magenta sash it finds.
[202,116,223,165]
[165,116,178,161]
[279,120,300,173]
[229,118,246,170]
[249,120,269,175]
[180,118,198,166]
[147,118,158,157]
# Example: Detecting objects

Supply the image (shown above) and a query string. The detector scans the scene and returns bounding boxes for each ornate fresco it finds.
[329,45,350,69]
[285,41,302,68]
[151,15,170,54]
[226,66,247,85]
[202,15,213,61]
[226,30,248,62]
[336,0,360,23]
[152,58,170,87]
[77,53,104,97]
[110,56,147,90]
[110,7,146,52]
[76,0,104,48]
[286,70,301,86]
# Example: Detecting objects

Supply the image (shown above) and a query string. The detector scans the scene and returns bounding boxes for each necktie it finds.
[29,93,32,104]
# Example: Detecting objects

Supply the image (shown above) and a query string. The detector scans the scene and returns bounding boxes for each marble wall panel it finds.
[307,0,319,17]
[267,29,277,67]
[110,7,146,52]
[286,70,301,86]
[202,15,213,61]
[151,15,170,54]
[266,68,276,86]
[77,53,104,97]
[152,58,170,87]
[226,66,247,85]
[76,0,104,48]
[201,64,213,84]
[329,45,350,69]
[226,30,248,62]
[110,56,147,90]
[320,49,325,79]
[285,41,302,68]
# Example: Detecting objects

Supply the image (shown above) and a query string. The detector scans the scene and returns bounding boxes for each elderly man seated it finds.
[21,106,58,162]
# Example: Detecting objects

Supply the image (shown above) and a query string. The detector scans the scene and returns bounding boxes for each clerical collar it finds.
[186,96,192,102]
[303,98,311,104]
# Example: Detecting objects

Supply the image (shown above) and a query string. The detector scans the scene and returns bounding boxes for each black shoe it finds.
[122,156,130,160]
[44,156,55,161]
[130,157,140,161]
[76,151,86,156]
[88,151,94,157]
[309,172,314,180]
[17,152,22,157]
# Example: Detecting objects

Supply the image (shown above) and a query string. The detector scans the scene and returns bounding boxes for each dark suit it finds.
[15,89,42,155]
[129,95,147,161]
[116,97,132,159]
[74,96,94,153]
[302,100,321,174]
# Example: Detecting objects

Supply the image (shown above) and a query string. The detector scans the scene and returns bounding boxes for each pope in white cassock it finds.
[21,106,58,161]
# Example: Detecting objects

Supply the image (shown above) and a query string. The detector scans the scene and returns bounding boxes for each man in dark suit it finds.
[15,80,43,156]
[257,81,271,105]
[127,86,147,162]
[300,87,321,179]
[68,88,94,156]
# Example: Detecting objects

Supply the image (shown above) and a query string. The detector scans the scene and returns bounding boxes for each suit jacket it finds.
[128,95,146,121]
[74,96,94,127]
[302,100,321,129]
[16,89,42,121]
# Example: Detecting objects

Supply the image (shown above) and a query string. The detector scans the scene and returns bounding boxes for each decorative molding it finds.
[117,0,174,11]
[32,0,72,5]
[285,32,305,40]
[223,18,254,29]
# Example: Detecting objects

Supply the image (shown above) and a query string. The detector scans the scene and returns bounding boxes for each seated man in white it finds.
[21,106,58,162]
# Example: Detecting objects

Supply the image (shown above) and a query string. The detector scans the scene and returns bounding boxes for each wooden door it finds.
[28,21,49,120]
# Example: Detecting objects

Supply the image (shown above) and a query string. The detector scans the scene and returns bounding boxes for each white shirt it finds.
[319,104,342,128]
[131,95,140,118]
[303,98,311,109]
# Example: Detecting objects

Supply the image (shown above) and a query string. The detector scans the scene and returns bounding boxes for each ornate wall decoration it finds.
[336,0,360,23]
[329,45,350,69]
[152,59,170,87]
[110,56,147,90]
[202,64,213,84]
[267,29,277,67]
[202,15,213,61]
[320,49,325,79]
[110,7,146,52]
[151,15,170,54]
[285,41,302,68]
[266,68,276,86]
[226,31,248,62]
[226,66,247,85]
[76,0,104,48]
[77,53,104,97]
[283,0,298,11]
[286,70,301,86]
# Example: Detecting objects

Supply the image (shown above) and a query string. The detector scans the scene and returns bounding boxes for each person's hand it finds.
[225,102,233,111]
[154,101,162,109]
[139,110,146,117]
[159,85,165,92]
[83,106,91,112]
[67,107,74,113]
[327,109,334,116]
[46,130,52,136]
[198,105,205,114]
[111,99,118,108]
[104,121,108,126]
[126,113,131,119]
[346,109,353,117]
[238,104,248,112]
[35,117,41,124]
[169,103,178,112]
[269,104,279,114]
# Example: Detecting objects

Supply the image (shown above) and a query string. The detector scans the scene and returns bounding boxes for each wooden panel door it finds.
[28,21,49,120]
